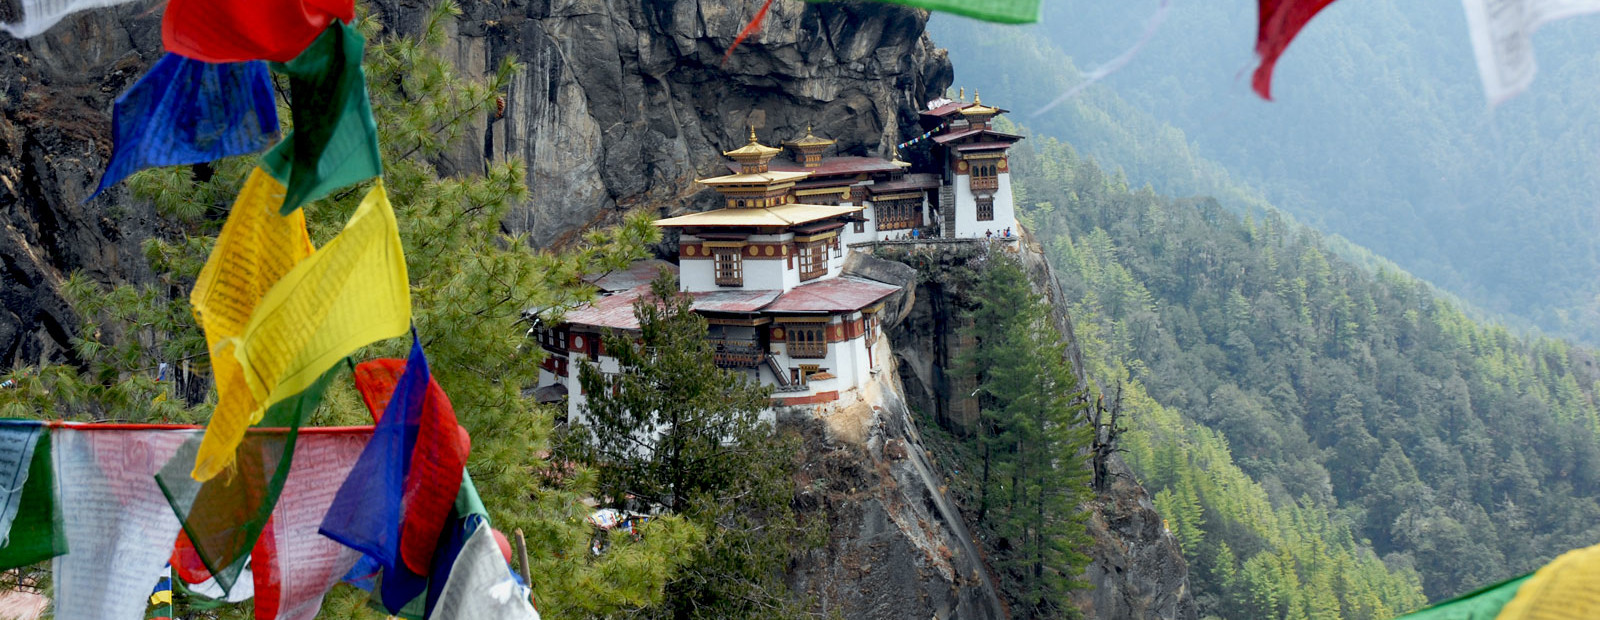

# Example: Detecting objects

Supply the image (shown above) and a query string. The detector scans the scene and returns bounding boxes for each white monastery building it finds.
[533,94,1021,419]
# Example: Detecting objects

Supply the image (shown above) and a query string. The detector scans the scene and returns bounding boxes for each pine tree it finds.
[572,271,817,619]
[961,254,1095,618]
[1,2,696,616]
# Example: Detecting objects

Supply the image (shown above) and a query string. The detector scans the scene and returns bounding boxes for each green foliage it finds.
[947,255,1094,619]
[572,272,817,619]
[931,3,1600,344]
[1011,128,1600,615]
[1,1,696,617]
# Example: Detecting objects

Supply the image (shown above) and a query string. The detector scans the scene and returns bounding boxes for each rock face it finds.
[0,0,951,366]
[878,241,1200,620]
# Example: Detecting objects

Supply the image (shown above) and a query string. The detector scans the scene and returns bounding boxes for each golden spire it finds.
[748,125,758,143]
[974,91,981,105]
[958,87,965,101]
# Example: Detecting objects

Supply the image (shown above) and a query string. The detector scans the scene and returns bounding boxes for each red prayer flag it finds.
[253,517,283,620]
[1252,0,1339,100]
[162,0,355,63]
[351,353,471,576]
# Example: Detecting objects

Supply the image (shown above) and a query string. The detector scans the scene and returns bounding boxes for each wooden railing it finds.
[786,340,826,359]
[970,176,999,191]
[709,339,763,368]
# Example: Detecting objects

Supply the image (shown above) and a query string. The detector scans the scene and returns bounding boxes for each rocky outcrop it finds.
[877,241,1199,620]
[785,369,1007,620]
[0,0,950,367]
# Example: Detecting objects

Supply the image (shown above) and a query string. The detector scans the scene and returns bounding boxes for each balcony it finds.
[970,176,999,191]
[710,339,763,368]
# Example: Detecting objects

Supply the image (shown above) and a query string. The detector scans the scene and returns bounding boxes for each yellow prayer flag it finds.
[192,181,411,481]
[1496,542,1600,620]
[190,167,314,478]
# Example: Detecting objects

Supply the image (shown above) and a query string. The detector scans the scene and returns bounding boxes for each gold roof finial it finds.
[958,87,965,101]
[748,125,758,143]
[974,91,981,105]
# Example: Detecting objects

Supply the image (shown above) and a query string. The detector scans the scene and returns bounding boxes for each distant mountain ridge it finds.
[930,2,1600,345]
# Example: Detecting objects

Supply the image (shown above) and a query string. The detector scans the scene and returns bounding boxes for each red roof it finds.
[564,285,651,330]
[869,173,941,193]
[735,156,903,177]
[691,289,781,313]
[765,277,899,313]
[933,128,1024,145]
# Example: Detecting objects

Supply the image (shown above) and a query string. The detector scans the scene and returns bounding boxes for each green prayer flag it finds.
[0,431,64,569]
[263,21,381,214]
[807,0,1039,24]
[155,366,340,594]
[1397,573,1531,619]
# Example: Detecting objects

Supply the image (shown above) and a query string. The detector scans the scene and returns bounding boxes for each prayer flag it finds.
[52,427,191,620]
[350,354,471,575]
[806,0,1039,24]
[0,422,42,545]
[1462,0,1600,105]
[364,472,489,619]
[156,368,338,594]
[1495,542,1600,619]
[161,0,354,64]
[262,22,382,215]
[1395,573,1528,618]
[250,429,369,620]
[0,423,62,570]
[188,168,315,481]
[0,0,137,39]
[147,567,173,620]
[192,181,410,481]
[1252,0,1340,100]
[92,54,279,199]
[432,518,539,620]
[321,336,469,604]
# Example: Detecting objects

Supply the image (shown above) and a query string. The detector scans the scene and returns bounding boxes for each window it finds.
[977,197,994,221]
[833,236,842,258]
[877,197,922,230]
[787,324,827,358]
[971,161,999,190]
[714,248,743,286]
[854,219,866,234]
[798,240,829,281]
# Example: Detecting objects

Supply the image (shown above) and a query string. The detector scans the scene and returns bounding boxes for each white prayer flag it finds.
[1462,0,1600,104]
[0,425,41,545]
[51,427,191,620]
[264,432,368,620]
[0,0,140,39]
[432,520,540,620]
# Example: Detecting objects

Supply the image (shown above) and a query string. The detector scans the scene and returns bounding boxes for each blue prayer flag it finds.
[321,334,430,612]
[92,53,278,199]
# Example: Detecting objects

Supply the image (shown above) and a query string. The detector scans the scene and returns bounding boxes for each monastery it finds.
[534,94,1021,420]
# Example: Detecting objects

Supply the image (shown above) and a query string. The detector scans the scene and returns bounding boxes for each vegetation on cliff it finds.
[1010,130,1600,616]
[0,5,705,616]
[569,272,819,619]
[899,248,1097,619]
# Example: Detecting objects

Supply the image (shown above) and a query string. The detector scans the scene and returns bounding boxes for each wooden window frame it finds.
[976,196,995,221]
[714,247,743,287]
[786,324,827,358]
[798,240,829,281]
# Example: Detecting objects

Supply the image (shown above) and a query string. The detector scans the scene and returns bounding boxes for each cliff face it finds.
[880,240,1199,620]
[0,0,951,366]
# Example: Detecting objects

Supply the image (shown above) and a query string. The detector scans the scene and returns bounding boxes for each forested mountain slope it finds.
[1009,133,1600,614]
[931,4,1600,345]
